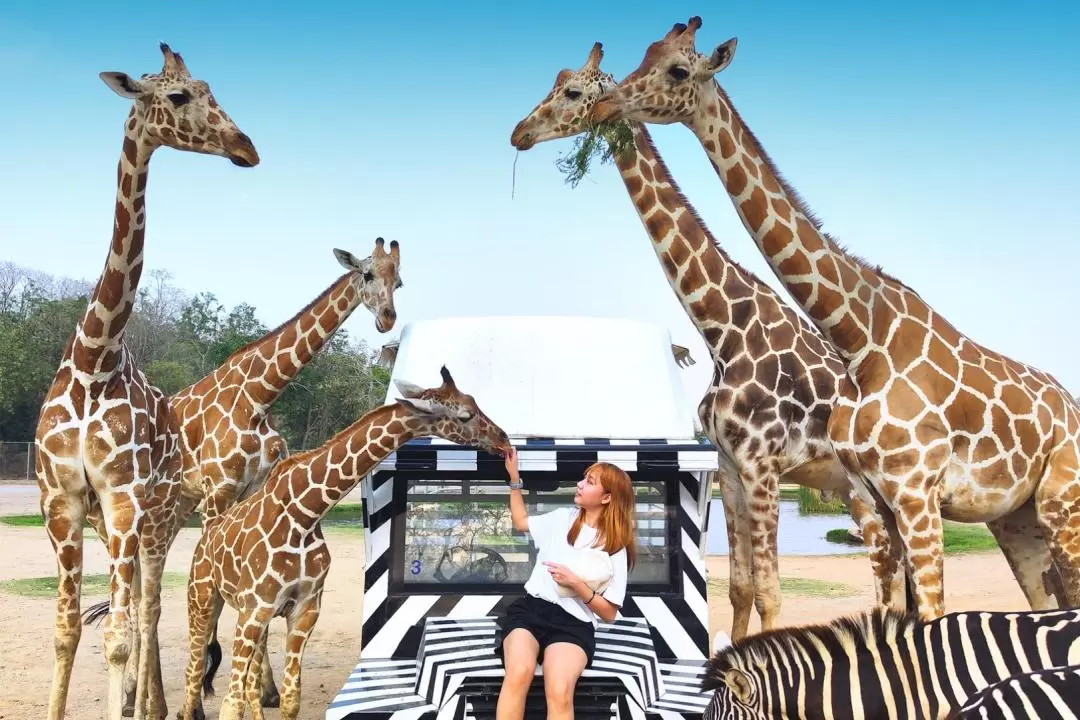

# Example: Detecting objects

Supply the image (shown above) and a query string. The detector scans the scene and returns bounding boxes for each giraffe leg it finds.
[41,483,87,720]
[258,642,280,708]
[88,501,144,716]
[716,468,754,641]
[243,631,269,720]
[848,484,908,612]
[179,582,221,720]
[891,481,946,620]
[741,464,782,632]
[278,594,323,720]
[133,539,173,719]
[219,605,275,720]
[987,495,1065,610]
[1034,449,1080,606]
[96,486,146,720]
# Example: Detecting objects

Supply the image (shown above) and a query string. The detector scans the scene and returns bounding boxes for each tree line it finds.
[0,261,391,450]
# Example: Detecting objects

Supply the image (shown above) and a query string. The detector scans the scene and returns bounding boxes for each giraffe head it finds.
[393,366,513,458]
[510,42,617,150]
[588,16,737,127]
[99,42,260,167]
[332,237,404,333]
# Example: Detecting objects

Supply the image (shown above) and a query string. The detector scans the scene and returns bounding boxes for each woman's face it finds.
[575,469,610,510]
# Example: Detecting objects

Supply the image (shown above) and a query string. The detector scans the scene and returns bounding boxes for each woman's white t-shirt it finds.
[523,507,628,626]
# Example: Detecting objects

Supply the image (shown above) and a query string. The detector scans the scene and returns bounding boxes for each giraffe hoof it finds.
[261,687,281,708]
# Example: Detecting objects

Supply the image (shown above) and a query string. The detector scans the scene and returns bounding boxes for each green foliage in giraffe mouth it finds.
[554,120,636,188]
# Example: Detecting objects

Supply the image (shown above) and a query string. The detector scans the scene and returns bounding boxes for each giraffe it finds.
[34,43,258,720]
[178,366,512,720]
[510,42,880,640]
[79,238,405,710]
[588,16,1080,619]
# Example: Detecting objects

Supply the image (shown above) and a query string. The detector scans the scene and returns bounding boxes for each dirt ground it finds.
[0,485,1030,720]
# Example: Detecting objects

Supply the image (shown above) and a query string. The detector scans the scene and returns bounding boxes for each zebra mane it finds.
[703,606,919,691]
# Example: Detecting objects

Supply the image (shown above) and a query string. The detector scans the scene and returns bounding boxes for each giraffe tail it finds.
[203,637,223,697]
[81,599,111,626]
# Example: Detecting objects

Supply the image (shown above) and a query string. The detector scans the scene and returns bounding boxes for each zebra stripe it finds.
[701,607,1080,720]
[946,664,1080,720]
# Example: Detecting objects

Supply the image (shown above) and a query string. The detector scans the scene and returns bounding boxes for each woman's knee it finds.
[503,660,535,688]
[543,678,576,709]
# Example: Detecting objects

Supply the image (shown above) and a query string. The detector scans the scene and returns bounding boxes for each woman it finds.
[495,447,637,720]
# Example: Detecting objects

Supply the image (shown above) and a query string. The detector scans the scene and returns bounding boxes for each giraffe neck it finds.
[688,81,900,360]
[70,108,155,378]
[265,404,423,528]
[216,271,365,414]
[614,123,764,354]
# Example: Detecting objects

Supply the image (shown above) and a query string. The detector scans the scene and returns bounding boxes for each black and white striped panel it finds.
[377,436,719,473]
[949,664,1080,720]
[327,618,715,720]
[324,659,431,720]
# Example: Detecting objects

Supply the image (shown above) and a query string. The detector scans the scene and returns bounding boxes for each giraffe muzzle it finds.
[588,98,620,125]
[510,121,536,151]
[224,131,260,168]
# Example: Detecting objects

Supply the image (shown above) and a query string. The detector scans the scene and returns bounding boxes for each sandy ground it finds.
[0,485,1030,720]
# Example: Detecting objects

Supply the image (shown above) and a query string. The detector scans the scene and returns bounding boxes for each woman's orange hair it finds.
[567,462,637,568]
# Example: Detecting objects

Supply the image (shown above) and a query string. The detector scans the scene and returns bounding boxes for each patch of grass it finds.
[555,121,636,187]
[0,572,188,598]
[941,521,998,553]
[708,576,858,599]
[796,486,848,516]
[711,486,802,501]
[0,514,48,527]
[825,528,863,545]
[824,521,999,554]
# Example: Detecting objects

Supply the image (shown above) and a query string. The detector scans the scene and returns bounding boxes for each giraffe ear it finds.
[394,379,426,398]
[100,72,149,99]
[396,396,443,415]
[334,248,368,272]
[706,38,738,75]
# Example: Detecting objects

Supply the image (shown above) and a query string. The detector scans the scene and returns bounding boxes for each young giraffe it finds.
[34,43,258,720]
[80,238,405,709]
[178,366,513,720]
[589,16,1079,618]
[511,42,879,640]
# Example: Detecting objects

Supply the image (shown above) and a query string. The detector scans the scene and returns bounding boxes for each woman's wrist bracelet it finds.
[508,479,523,490]
[586,588,596,604]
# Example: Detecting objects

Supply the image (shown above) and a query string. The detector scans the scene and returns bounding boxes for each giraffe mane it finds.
[636,129,756,282]
[702,606,918,691]
[225,270,355,359]
[714,82,921,296]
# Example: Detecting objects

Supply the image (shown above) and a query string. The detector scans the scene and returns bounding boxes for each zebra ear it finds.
[722,669,754,704]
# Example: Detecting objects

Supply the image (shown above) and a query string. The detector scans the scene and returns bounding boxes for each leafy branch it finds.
[554,120,636,188]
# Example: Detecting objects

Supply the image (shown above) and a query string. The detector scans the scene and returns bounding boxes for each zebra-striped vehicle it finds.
[701,606,1080,719]
[947,664,1080,720]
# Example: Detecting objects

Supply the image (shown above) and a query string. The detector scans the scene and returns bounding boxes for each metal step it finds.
[460,677,624,720]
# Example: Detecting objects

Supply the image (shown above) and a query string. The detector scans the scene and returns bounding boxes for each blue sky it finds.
[2,0,1079,410]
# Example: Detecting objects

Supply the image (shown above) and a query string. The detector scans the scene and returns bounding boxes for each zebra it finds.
[700,606,1080,719]
[946,664,1080,719]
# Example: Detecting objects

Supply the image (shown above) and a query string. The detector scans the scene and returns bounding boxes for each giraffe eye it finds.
[668,66,690,81]
[564,89,582,100]
[167,92,190,107]
[362,271,374,282]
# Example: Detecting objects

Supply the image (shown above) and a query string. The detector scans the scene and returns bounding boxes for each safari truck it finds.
[326,315,721,720]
